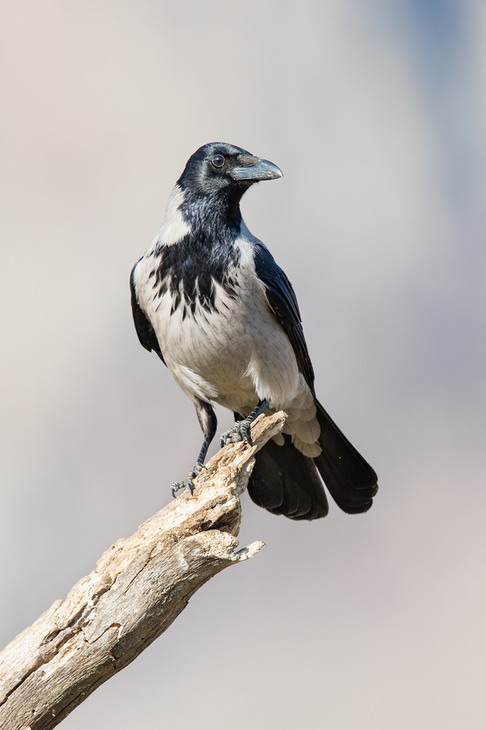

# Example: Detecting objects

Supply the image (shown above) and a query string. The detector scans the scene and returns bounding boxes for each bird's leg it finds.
[171,434,212,497]
[171,400,217,498]
[220,399,269,448]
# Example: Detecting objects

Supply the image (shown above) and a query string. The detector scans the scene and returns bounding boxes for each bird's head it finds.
[176,142,283,208]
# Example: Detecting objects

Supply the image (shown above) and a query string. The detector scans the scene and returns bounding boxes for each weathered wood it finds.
[0,412,286,730]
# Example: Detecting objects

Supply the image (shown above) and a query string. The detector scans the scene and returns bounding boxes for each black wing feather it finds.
[253,243,315,391]
[130,262,165,363]
[251,243,378,517]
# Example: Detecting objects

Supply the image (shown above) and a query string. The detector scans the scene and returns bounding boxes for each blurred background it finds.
[1,1,485,728]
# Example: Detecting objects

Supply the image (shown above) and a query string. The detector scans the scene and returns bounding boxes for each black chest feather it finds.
[148,231,241,319]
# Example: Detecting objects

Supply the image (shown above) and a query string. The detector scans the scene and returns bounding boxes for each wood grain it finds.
[0,412,286,730]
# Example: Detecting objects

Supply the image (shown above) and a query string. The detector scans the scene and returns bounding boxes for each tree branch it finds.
[0,412,286,730]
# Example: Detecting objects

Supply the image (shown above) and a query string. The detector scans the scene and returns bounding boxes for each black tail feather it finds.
[248,436,329,520]
[244,402,378,520]
[313,400,378,513]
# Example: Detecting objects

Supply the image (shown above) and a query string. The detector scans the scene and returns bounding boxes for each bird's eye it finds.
[211,154,225,169]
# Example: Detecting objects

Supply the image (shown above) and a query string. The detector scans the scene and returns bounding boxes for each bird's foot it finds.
[220,418,253,448]
[171,463,206,498]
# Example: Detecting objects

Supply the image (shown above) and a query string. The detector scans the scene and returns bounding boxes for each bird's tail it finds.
[313,400,378,514]
[248,434,329,520]
[247,401,378,520]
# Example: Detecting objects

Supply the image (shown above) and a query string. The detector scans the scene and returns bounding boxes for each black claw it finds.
[220,419,253,448]
[171,463,205,498]
[171,479,192,498]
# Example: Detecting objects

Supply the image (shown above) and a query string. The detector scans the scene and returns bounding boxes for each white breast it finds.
[134,224,302,413]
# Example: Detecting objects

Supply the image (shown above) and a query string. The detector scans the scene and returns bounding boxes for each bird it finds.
[130,142,378,520]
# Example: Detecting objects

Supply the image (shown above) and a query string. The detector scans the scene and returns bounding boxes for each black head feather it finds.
[177,142,282,213]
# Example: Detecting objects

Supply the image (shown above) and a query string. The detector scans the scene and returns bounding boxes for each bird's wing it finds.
[253,243,315,391]
[130,261,165,363]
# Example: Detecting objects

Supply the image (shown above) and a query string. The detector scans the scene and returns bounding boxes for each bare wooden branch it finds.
[0,412,286,730]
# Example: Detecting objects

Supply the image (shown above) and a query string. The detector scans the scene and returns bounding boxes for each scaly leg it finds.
[171,399,217,497]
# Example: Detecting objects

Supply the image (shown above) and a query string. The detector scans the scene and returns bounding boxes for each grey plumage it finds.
[131,142,378,519]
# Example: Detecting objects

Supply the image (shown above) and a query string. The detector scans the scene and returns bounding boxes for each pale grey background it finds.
[1,1,485,728]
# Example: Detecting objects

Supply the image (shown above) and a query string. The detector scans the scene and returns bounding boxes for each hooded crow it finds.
[130,142,378,519]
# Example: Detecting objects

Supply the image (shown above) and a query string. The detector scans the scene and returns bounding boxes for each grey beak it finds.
[230,155,283,182]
